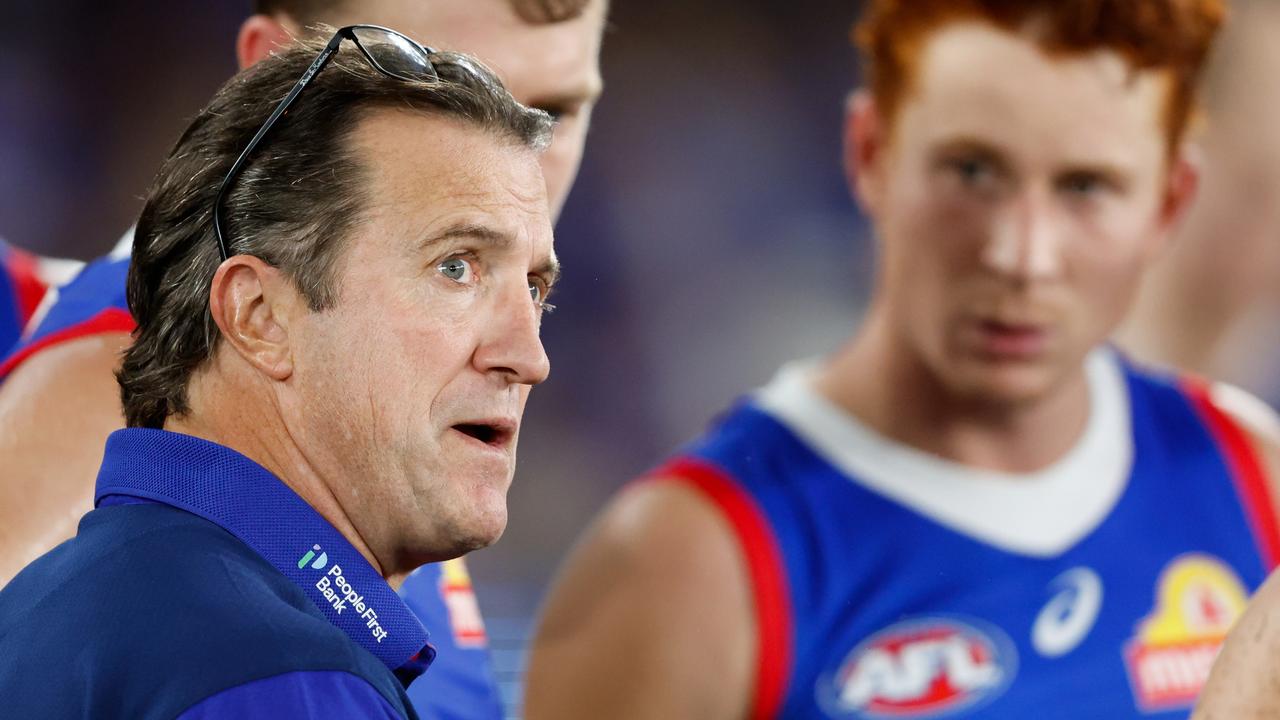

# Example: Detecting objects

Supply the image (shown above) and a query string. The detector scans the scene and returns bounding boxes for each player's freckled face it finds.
[285,109,555,569]
[860,22,1184,404]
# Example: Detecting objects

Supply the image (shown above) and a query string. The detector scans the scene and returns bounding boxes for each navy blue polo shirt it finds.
[0,428,435,719]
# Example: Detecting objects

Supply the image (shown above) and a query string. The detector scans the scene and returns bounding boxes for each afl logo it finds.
[817,616,1018,718]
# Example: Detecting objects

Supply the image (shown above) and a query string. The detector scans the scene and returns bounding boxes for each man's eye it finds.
[438,258,472,282]
[1060,173,1108,197]
[529,278,555,313]
[952,158,993,185]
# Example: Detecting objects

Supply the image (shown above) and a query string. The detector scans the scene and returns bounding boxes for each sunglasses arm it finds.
[212,32,346,260]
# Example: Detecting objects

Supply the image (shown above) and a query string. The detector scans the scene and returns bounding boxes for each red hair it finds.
[855,0,1226,153]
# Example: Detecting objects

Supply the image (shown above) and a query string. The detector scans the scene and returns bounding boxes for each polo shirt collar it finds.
[95,427,434,674]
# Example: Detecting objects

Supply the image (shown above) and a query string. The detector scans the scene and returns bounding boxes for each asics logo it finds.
[1032,566,1103,658]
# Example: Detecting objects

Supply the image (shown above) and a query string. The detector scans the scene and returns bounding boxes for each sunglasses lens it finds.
[352,27,437,82]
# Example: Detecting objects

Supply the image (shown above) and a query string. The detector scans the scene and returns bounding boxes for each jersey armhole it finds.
[1182,378,1280,570]
[649,456,794,720]
[0,307,134,380]
[3,249,49,325]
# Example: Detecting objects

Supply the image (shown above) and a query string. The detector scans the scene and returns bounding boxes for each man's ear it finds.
[1149,141,1203,260]
[236,14,298,70]
[208,255,298,381]
[845,89,889,216]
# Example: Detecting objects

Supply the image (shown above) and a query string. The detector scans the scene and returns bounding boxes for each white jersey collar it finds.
[752,349,1133,557]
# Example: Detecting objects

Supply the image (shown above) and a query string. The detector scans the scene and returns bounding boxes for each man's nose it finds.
[473,284,551,386]
[982,193,1064,282]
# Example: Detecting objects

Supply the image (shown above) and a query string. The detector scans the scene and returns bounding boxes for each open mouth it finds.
[452,422,512,449]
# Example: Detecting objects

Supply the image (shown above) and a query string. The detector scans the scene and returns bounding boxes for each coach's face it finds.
[848,21,1197,406]
[289,109,555,565]
[320,0,606,219]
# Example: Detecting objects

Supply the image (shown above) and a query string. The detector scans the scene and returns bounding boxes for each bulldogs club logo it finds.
[1123,554,1248,712]
[438,558,488,647]
[817,616,1017,718]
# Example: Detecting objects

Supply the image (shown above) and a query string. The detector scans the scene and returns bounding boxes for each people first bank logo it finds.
[298,543,390,644]
[1123,554,1247,712]
[297,544,328,570]
[817,616,1017,718]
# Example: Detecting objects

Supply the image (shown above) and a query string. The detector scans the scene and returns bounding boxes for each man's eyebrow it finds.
[530,81,605,112]
[536,255,563,287]
[419,222,512,251]
[930,136,1007,164]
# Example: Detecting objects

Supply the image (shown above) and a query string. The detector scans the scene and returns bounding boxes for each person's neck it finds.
[814,308,1093,474]
[167,367,405,588]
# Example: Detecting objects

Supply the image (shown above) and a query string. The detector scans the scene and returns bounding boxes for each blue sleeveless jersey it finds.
[401,561,505,720]
[0,253,132,379]
[0,252,503,720]
[656,355,1278,719]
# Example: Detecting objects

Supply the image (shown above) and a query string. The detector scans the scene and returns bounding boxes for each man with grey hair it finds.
[0,0,603,577]
[0,1,603,717]
[0,26,557,720]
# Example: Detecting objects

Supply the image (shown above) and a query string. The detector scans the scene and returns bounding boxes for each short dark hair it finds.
[252,0,596,25]
[117,31,552,429]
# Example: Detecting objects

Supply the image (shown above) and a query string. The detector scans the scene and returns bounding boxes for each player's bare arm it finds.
[526,479,755,720]
[0,333,129,584]
[1191,383,1280,719]
[1193,568,1280,720]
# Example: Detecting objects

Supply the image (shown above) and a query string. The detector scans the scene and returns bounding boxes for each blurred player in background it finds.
[1121,0,1280,395]
[0,0,604,718]
[527,1,1280,717]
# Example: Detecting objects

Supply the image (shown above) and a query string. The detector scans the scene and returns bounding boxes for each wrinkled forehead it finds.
[319,0,605,106]
[349,109,551,241]
[895,22,1170,167]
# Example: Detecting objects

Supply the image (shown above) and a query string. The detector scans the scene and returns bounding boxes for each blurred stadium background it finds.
[4,1,1279,715]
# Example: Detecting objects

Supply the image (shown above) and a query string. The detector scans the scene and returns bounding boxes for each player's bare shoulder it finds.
[1204,381,1280,445]
[526,476,755,720]
[0,331,131,584]
[1200,380,1280,514]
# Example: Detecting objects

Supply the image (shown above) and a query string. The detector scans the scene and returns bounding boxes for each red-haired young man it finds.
[527,2,1280,718]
